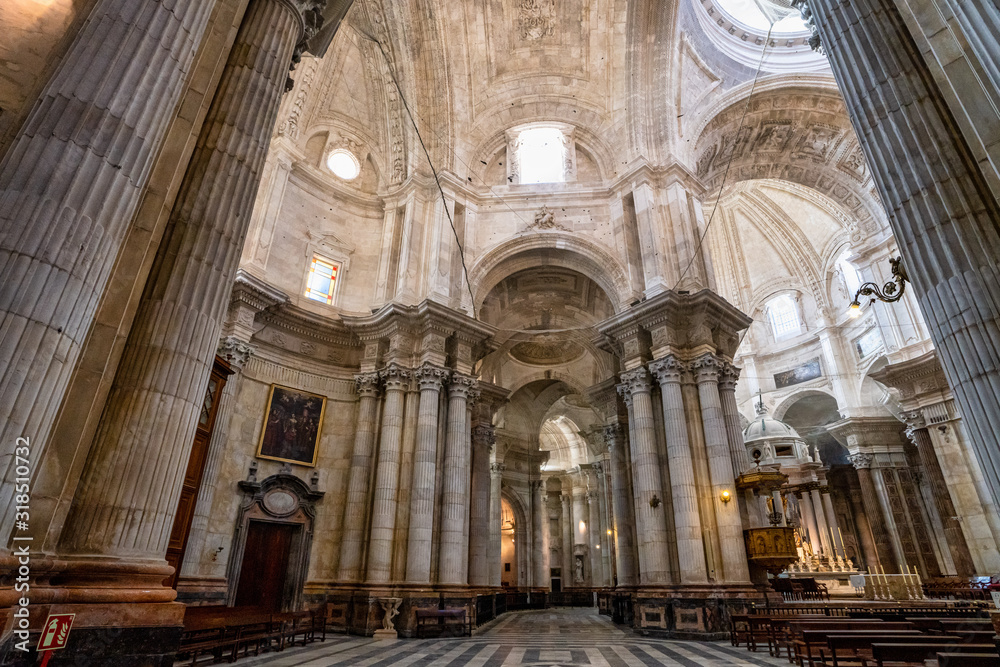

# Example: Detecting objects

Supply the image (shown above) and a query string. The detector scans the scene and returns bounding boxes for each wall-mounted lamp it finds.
[211,546,224,562]
[720,490,732,504]
[849,256,908,318]
[606,529,613,536]
[649,494,661,508]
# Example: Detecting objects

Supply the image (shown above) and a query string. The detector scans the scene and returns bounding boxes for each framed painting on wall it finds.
[256,384,326,467]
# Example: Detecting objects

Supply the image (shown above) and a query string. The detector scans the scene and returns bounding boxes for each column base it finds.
[318,584,494,637]
[602,585,764,639]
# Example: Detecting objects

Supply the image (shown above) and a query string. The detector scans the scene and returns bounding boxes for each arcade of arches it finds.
[2,0,1000,663]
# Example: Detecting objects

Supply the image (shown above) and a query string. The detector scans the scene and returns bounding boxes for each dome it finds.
[743,403,801,442]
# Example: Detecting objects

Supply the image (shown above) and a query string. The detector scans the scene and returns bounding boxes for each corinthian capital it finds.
[472,424,497,449]
[718,362,741,391]
[901,410,927,442]
[355,371,381,397]
[619,367,653,395]
[380,363,411,391]
[603,424,625,450]
[649,355,685,385]
[490,462,506,478]
[448,373,477,399]
[692,354,722,383]
[848,452,874,469]
[217,336,255,372]
[414,364,449,391]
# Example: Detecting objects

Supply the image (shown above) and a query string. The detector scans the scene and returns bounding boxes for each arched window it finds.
[516,127,567,184]
[766,294,802,339]
[836,250,862,296]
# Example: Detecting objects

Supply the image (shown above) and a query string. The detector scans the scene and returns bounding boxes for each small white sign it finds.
[991,590,1000,610]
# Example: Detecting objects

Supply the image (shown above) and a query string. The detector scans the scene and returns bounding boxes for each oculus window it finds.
[326,148,360,180]
[305,256,340,305]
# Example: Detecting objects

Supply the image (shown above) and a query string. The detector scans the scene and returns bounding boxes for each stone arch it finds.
[469,234,633,314]
[772,388,840,423]
[694,85,888,241]
[500,486,531,588]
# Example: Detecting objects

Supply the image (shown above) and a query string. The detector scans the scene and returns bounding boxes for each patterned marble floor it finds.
[234,608,788,666]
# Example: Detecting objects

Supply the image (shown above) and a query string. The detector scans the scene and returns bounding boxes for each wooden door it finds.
[164,356,232,588]
[234,521,296,611]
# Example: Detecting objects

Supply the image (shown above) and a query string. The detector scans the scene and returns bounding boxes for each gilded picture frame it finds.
[255,384,326,467]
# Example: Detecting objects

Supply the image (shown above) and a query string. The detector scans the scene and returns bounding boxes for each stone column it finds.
[809,486,833,558]
[693,355,750,583]
[338,372,381,581]
[718,363,752,477]
[572,473,590,585]
[801,0,1000,516]
[820,490,845,559]
[849,453,900,573]
[531,480,550,590]
[605,425,637,586]
[438,374,476,585]
[0,0,218,535]
[797,491,821,561]
[180,338,253,577]
[904,413,976,576]
[595,463,613,586]
[772,491,787,527]
[649,356,708,584]
[587,488,604,586]
[57,0,311,572]
[468,424,495,587]
[405,365,448,583]
[392,379,421,582]
[489,463,505,587]
[560,491,575,587]
[618,368,671,584]
[366,365,409,583]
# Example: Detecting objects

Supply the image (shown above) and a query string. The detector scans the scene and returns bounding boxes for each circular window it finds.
[326,149,360,180]
[716,0,807,33]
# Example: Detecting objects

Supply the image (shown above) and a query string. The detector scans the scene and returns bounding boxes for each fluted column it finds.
[605,425,637,586]
[649,356,708,584]
[0,0,218,536]
[337,373,382,580]
[180,338,254,577]
[438,374,476,585]
[587,488,603,586]
[531,480,550,590]
[595,463,612,586]
[719,363,752,476]
[405,365,448,583]
[904,413,975,576]
[797,491,821,558]
[618,368,671,584]
[469,424,495,587]
[801,0,1000,515]
[366,365,409,583]
[693,355,750,583]
[392,379,421,582]
[820,491,844,558]
[560,491,574,586]
[809,486,833,558]
[489,462,505,587]
[850,453,900,573]
[571,473,589,585]
[58,0,308,569]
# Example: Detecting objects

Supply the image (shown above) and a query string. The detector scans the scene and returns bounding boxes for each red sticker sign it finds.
[37,614,74,652]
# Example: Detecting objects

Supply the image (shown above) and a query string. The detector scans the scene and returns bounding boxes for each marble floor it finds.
[232,608,788,666]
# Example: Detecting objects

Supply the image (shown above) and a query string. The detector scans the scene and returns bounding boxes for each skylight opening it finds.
[517,127,566,184]
[716,0,808,33]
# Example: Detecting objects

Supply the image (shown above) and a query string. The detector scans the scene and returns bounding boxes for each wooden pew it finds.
[822,634,986,667]
[415,608,470,638]
[794,626,918,667]
[936,654,1000,667]
[872,643,996,667]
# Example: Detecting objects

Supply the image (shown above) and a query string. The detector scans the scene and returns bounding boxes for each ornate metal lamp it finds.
[849,256,909,318]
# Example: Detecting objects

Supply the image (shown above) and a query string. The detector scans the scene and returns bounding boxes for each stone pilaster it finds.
[0,0,218,537]
[571,472,590,585]
[796,491,822,560]
[849,453,900,573]
[649,356,708,584]
[560,491,575,587]
[618,368,671,584]
[801,0,1000,518]
[605,425,637,587]
[820,490,845,559]
[809,486,833,558]
[587,488,604,586]
[489,462,505,588]
[57,0,312,576]
[531,480,550,590]
[438,373,476,585]
[405,364,448,583]
[367,364,410,583]
[180,337,254,579]
[339,372,382,581]
[904,412,975,576]
[594,462,612,586]
[693,355,750,584]
[468,423,495,587]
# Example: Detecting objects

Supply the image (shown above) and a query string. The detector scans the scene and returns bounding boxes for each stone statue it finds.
[574,555,584,584]
[533,205,556,229]
[379,597,402,631]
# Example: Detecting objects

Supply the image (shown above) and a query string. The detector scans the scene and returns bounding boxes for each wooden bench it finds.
[794,626,918,667]
[937,653,1000,667]
[415,608,471,638]
[178,625,241,666]
[871,642,996,667]
[821,634,986,667]
[766,616,842,658]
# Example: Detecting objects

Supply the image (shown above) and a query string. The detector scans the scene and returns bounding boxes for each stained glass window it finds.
[305,256,339,304]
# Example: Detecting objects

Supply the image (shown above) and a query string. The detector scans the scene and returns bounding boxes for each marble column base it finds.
[602,585,764,640]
